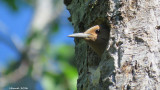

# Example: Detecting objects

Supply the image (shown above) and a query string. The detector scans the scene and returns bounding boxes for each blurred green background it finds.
[0,0,78,90]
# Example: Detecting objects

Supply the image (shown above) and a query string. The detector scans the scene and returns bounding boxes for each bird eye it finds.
[95,29,100,34]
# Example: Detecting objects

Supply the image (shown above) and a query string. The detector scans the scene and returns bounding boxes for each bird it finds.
[68,24,110,57]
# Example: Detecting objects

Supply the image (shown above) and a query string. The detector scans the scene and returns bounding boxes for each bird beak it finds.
[68,33,91,38]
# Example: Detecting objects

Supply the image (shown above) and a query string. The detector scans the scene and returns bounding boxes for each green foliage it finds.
[56,45,74,61]
[50,22,59,34]
[3,60,21,75]
[1,0,77,90]
[26,31,39,45]
[39,44,77,90]
[3,0,18,10]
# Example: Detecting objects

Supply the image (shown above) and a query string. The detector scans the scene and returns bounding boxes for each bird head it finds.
[68,25,110,57]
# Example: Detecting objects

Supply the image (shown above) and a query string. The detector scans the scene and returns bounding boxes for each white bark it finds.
[65,0,160,89]
[107,0,160,89]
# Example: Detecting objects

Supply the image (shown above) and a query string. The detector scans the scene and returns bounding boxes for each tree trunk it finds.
[65,0,160,89]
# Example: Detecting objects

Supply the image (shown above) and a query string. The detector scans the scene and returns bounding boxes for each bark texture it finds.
[65,0,160,89]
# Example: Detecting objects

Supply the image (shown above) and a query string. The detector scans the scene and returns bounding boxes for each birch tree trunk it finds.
[65,0,160,89]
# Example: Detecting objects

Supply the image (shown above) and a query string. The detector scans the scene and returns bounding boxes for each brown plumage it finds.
[68,25,110,57]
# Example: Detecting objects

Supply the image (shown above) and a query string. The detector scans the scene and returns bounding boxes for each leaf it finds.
[3,0,18,11]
